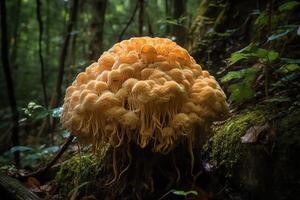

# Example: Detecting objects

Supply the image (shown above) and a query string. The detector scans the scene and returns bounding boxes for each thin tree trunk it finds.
[45,0,50,77]
[88,0,107,60]
[0,0,20,167]
[118,0,139,41]
[49,0,79,135]
[36,0,53,142]
[67,33,77,85]
[165,0,171,35]
[146,11,153,36]
[50,0,79,109]
[172,0,186,46]
[9,0,22,72]
[39,0,50,137]
[138,0,144,36]
[36,0,48,108]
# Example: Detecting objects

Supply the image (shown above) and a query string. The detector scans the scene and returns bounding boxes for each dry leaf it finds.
[40,183,53,192]
[26,177,42,193]
[26,177,40,188]
[241,123,269,143]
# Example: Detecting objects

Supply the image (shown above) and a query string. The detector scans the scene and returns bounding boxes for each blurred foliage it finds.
[1,144,59,168]
[220,0,300,105]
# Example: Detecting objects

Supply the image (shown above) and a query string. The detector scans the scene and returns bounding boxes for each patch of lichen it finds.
[54,153,100,198]
[207,108,267,178]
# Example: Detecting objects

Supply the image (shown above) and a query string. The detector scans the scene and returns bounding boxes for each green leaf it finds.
[23,102,50,120]
[63,130,71,138]
[278,1,300,12]
[24,154,41,162]
[228,52,251,65]
[221,71,243,82]
[228,44,277,65]
[282,58,300,64]
[28,102,42,109]
[34,109,51,120]
[255,12,268,27]
[229,82,254,103]
[281,73,298,81]
[266,51,279,63]
[238,43,255,53]
[10,146,34,153]
[42,146,59,154]
[278,64,300,73]
[221,67,260,83]
[268,29,293,41]
[171,190,198,196]
[254,48,268,58]
[52,107,63,118]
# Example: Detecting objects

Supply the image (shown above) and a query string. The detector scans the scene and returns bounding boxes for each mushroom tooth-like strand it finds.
[119,111,139,129]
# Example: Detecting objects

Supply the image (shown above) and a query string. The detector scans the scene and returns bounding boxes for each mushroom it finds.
[61,37,229,154]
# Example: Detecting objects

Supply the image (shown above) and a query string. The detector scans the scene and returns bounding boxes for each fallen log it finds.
[0,173,41,200]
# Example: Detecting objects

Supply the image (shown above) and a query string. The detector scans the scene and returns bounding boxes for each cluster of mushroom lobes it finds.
[61,37,229,152]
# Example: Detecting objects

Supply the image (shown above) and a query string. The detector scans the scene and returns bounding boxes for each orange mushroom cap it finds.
[61,37,229,152]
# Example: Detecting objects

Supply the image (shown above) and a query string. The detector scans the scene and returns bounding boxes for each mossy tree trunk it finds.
[187,0,264,71]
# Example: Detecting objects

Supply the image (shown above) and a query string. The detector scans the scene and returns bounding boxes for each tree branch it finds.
[118,0,139,41]
[19,135,74,181]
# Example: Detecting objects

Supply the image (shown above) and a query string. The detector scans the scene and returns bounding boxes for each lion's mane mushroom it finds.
[61,37,229,153]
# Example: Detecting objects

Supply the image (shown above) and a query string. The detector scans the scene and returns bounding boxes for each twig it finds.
[19,135,74,181]
[118,0,139,41]
[36,0,52,143]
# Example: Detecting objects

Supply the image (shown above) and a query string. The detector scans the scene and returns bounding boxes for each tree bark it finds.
[88,0,107,60]
[0,0,20,167]
[0,173,41,200]
[187,0,263,65]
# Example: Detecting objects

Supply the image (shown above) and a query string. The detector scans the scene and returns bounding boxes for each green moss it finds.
[54,153,99,198]
[208,108,267,178]
[205,108,300,198]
